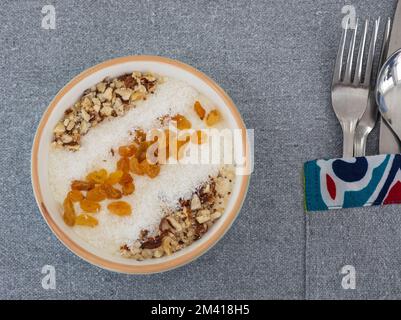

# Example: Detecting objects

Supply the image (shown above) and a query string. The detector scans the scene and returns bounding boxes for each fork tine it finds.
[364,17,380,86]
[333,18,348,83]
[344,18,359,83]
[353,20,369,85]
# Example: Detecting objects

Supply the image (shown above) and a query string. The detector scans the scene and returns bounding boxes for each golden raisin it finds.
[63,197,76,227]
[191,130,208,145]
[205,109,221,126]
[129,157,144,175]
[71,180,95,191]
[80,199,101,213]
[118,145,137,157]
[194,101,206,120]
[86,187,107,202]
[105,170,124,185]
[141,160,161,178]
[86,169,108,184]
[135,141,151,162]
[101,183,122,199]
[75,214,98,227]
[108,201,132,216]
[122,182,135,195]
[147,164,161,178]
[172,114,192,130]
[67,190,84,202]
[148,130,169,164]
[117,157,130,172]
[119,172,133,185]
[136,151,147,162]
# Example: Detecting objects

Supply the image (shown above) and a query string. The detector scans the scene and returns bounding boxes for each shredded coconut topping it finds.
[49,77,223,253]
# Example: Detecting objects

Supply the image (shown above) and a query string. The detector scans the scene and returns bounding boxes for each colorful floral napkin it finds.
[304,154,401,211]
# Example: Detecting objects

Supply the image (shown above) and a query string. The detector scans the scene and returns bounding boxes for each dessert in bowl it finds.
[31,56,250,273]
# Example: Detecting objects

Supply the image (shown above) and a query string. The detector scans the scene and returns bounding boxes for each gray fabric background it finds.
[0,0,399,299]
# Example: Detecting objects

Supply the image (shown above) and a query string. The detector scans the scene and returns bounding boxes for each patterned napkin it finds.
[304,154,401,211]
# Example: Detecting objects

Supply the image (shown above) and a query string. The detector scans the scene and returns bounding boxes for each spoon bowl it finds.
[376,48,401,142]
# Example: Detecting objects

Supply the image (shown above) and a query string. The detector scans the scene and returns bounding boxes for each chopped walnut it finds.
[52,72,159,151]
[120,166,235,260]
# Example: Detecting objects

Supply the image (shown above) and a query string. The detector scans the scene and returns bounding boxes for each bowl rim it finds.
[31,55,250,274]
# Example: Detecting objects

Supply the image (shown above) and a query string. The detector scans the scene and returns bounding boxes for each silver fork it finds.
[354,18,391,157]
[331,18,380,158]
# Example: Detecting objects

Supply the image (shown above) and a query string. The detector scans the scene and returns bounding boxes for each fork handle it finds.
[341,120,357,158]
[354,133,367,157]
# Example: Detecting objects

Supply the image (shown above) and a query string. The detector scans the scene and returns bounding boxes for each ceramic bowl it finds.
[31,56,250,273]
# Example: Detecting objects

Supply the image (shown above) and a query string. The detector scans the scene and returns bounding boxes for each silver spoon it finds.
[376,48,401,145]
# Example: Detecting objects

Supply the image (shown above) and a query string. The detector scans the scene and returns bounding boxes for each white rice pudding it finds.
[48,77,230,254]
